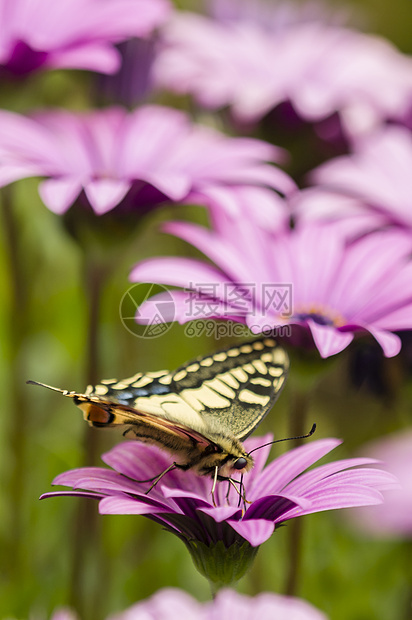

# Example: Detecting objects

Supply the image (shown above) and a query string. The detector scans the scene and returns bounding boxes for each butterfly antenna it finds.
[247,423,317,457]
[26,380,76,397]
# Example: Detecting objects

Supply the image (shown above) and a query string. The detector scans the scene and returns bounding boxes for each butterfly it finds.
[28,336,289,501]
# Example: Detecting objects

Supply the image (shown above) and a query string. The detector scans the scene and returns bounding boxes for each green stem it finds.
[68,252,107,620]
[284,387,310,596]
[403,540,412,620]
[1,186,28,577]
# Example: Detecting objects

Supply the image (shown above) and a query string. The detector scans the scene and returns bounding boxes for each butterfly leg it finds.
[216,474,251,510]
[211,466,219,507]
[134,463,178,494]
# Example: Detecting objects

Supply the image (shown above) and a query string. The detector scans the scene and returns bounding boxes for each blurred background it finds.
[1,0,412,619]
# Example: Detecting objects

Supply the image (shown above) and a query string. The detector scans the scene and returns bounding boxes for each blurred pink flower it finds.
[131,215,412,358]
[108,587,329,620]
[42,435,395,549]
[153,2,412,136]
[50,610,78,620]
[349,430,412,537]
[291,189,391,238]
[0,105,294,216]
[0,0,171,76]
[312,126,412,230]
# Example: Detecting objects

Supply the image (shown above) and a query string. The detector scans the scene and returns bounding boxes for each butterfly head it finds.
[196,433,254,479]
[217,453,254,479]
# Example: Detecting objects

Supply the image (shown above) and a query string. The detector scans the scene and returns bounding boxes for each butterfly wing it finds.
[29,337,288,476]
[75,370,223,457]
[170,337,289,441]
[63,336,287,453]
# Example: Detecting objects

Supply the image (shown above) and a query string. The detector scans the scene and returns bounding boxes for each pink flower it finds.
[311,126,412,231]
[131,214,412,358]
[153,2,412,136]
[0,0,171,76]
[0,105,294,216]
[291,189,391,239]
[42,435,396,549]
[348,430,412,538]
[108,587,329,620]
[50,610,78,620]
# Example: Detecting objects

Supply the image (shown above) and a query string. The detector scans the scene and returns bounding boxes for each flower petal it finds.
[244,494,311,521]
[84,179,131,214]
[306,320,354,358]
[40,491,102,500]
[364,326,402,358]
[249,439,342,500]
[227,518,275,546]
[39,178,82,214]
[281,484,384,520]
[284,459,399,496]
[130,257,231,291]
[99,496,169,515]
[198,505,242,523]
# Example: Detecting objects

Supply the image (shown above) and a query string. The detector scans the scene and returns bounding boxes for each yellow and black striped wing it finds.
[169,337,289,441]
[80,337,288,442]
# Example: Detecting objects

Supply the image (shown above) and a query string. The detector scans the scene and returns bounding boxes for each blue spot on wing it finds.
[149,383,171,395]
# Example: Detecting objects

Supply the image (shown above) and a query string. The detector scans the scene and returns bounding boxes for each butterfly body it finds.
[29,337,289,482]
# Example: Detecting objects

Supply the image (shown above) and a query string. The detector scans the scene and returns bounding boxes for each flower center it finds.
[292,305,344,327]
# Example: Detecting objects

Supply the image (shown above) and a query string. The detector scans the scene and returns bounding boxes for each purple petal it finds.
[244,494,308,521]
[49,44,121,74]
[130,257,231,291]
[140,170,192,200]
[40,491,102,500]
[99,496,169,515]
[249,439,342,500]
[307,320,354,358]
[102,441,173,479]
[39,179,82,214]
[280,484,385,521]
[53,466,115,487]
[243,433,274,481]
[161,487,212,517]
[364,326,402,358]
[109,588,202,619]
[213,589,328,620]
[84,179,131,214]
[284,459,398,496]
[228,518,275,546]
[0,163,46,186]
[162,220,253,286]
[198,505,242,522]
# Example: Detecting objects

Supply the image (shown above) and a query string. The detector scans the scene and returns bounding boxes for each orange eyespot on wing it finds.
[78,402,114,426]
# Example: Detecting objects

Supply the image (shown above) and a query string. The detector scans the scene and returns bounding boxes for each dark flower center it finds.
[291,303,345,328]
[293,312,335,326]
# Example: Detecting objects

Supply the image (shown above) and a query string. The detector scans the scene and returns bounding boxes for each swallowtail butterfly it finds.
[29,337,289,497]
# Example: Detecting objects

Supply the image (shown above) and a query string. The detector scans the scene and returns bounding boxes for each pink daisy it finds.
[0,0,171,76]
[153,1,412,136]
[0,105,294,217]
[131,212,412,357]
